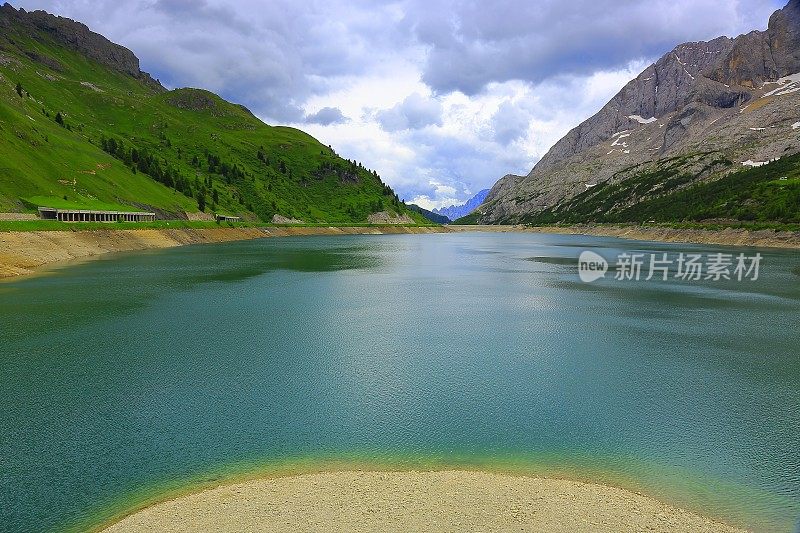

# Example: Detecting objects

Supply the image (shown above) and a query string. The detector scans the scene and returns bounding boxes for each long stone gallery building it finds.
[38,207,156,222]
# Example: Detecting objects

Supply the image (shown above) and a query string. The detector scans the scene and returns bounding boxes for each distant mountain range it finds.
[478,0,800,226]
[407,203,450,224]
[433,189,490,221]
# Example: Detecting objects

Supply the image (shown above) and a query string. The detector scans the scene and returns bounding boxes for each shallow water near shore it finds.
[1,232,799,532]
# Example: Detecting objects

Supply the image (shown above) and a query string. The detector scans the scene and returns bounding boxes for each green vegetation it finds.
[0,26,425,224]
[523,153,800,226]
[407,204,450,224]
[453,211,481,225]
[0,219,437,232]
[653,221,800,232]
[23,195,142,212]
[0,219,244,232]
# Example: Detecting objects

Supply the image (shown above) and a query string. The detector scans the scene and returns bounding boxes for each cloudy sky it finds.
[10,0,784,208]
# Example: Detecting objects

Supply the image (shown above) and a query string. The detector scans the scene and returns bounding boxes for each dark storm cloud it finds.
[152,0,252,33]
[9,0,779,115]
[8,0,405,122]
[6,0,783,203]
[404,0,781,94]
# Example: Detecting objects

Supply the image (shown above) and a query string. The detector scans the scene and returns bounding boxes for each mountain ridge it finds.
[433,189,490,221]
[478,0,800,224]
[0,4,425,224]
[0,3,164,91]
[407,203,451,224]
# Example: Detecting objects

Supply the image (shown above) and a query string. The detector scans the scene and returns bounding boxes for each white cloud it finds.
[491,100,532,145]
[305,107,349,125]
[292,60,656,206]
[374,93,444,132]
[7,0,785,205]
[409,180,461,210]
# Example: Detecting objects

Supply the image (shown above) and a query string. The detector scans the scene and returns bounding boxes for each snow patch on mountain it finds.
[433,189,490,220]
[628,115,657,124]
[611,133,630,148]
[762,72,800,97]
[742,158,780,167]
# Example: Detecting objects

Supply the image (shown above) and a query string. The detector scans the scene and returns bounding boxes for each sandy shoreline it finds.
[0,225,449,279]
[449,224,800,249]
[102,470,745,533]
[2,223,798,280]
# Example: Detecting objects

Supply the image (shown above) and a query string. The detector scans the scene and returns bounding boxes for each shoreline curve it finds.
[100,470,746,533]
[2,223,798,281]
[0,225,449,280]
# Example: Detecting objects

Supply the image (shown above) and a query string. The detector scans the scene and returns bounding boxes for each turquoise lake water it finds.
[1,232,799,532]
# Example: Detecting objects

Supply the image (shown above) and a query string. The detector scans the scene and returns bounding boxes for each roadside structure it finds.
[38,207,156,222]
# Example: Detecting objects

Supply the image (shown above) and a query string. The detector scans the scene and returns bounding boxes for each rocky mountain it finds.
[433,189,490,221]
[0,3,164,90]
[478,0,800,224]
[407,203,451,224]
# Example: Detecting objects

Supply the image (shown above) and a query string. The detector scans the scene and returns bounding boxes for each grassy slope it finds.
[521,153,800,227]
[0,25,425,224]
[0,220,436,232]
[452,211,481,225]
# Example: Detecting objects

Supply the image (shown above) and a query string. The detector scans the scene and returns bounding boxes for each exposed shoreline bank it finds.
[0,225,449,279]
[2,222,799,280]
[102,470,746,533]
[449,224,800,249]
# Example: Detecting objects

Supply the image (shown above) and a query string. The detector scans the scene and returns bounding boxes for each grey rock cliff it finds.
[0,3,164,91]
[480,0,800,223]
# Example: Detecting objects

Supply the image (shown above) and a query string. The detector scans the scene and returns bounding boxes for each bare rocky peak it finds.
[480,0,800,223]
[0,2,164,91]
[710,0,800,87]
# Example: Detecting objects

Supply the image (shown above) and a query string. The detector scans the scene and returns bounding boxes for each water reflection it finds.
[0,233,798,533]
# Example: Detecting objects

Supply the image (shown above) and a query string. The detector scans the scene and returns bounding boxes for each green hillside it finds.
[520,152,800,227]
[407,204,451,224]
[0,10,423,223]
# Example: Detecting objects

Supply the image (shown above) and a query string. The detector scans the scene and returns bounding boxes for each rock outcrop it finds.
[0,3,164,91]
[271,214,306,224]
[479,0,800,223]
[367,211,414,224]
